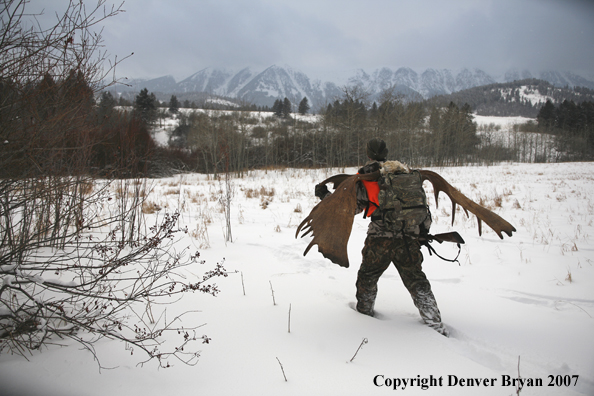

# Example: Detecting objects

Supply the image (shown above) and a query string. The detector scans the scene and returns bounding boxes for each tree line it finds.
[109,79,594,176]
[156,86,518,173]
[537,99,594,160]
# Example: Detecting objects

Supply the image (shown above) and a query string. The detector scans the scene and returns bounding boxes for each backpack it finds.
[377,167,432,236]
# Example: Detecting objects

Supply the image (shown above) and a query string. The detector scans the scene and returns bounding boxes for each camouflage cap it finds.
[366,138,388,161]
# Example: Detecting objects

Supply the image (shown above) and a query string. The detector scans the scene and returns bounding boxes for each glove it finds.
[315,183,329,199]
[358,162,381,174]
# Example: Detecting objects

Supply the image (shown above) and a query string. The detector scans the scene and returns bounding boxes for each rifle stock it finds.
[425,232,465,245]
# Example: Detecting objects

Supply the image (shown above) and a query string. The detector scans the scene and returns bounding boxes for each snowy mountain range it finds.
[111,66,594,111]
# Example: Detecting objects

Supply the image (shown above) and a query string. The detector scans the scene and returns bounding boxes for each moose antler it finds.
[296,169,515,267]
[419,170,516,239]
[295,172,380,268]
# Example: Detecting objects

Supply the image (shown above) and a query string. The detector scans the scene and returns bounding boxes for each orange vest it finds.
[360,178,380,217]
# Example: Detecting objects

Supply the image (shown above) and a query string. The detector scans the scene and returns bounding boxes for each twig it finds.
[241,271,245,296]
[349,338,368,362]
[516,355,522,395]
[276,357,287,382]
[269,280,276,305]
[288,304,291,333]
[145,297,155,324]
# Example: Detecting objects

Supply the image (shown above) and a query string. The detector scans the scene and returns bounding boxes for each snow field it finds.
[1,162,593,396]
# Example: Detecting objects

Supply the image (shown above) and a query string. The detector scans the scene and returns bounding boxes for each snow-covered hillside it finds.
[1,162,593,396]
[500,86,555,106]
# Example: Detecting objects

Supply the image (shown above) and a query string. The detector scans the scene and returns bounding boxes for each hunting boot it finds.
[412,284,449,337]
[355,278,377,316]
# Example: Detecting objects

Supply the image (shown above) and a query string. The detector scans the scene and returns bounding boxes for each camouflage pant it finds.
[355,236,443,326]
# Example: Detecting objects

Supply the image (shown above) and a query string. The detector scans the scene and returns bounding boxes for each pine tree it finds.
[536,99,556,131]
[98,91,117,121]
[134,88,158,125]
[118,96,132,106]
[282,97,291,118]
[169,95,180,114]
[298,97,310,115]
[272,99,283,117]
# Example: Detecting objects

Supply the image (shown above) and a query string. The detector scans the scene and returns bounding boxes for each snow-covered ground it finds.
[474,115,535,129]
[1,161,593,395]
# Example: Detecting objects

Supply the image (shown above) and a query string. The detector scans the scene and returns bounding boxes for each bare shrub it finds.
[0,0,225,367]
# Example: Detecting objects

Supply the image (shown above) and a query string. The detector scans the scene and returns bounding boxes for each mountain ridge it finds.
[109,66,594,111]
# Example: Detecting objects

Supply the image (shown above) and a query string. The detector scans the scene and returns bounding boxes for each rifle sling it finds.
[422,240,462,265]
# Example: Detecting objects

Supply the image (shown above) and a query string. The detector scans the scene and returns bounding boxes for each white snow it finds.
[499,86,554,106]
[1,162,593,396]
[206,98,240,107]
[473,114,535,128]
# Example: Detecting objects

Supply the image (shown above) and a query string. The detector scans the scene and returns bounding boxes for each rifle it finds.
[423,231,465,245]
[419,231,465,264]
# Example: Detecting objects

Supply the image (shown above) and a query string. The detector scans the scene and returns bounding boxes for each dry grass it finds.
[187,191,206,204]
[513,199,522,209]
[142,201,162,214]
[260,186,275,197]
[565,268,573,283]
[243,185,276,199]
[493,194,503,208]
[164,188,180,195]
[190,220,210,249]
[260,197,271,209]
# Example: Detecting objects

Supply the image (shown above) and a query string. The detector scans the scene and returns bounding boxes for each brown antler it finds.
[295,171,380,267]
[296,169,515,267]
[419,170,516,239]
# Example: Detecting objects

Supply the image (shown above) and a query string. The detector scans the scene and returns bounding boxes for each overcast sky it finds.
[27,0,594,82]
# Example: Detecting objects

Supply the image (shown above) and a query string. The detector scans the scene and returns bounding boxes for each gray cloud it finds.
[25,0,594,81]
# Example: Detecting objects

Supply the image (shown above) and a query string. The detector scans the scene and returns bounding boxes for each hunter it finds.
[314,138,449,337]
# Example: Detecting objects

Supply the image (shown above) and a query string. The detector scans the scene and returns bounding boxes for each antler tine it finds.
[420,170,516,239]
[433,189,440,209]
[451,201,456,226]
[300,227,313,238]
[304,240,317,256]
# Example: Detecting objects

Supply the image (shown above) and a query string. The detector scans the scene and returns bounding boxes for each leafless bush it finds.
[0,0,225,367]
